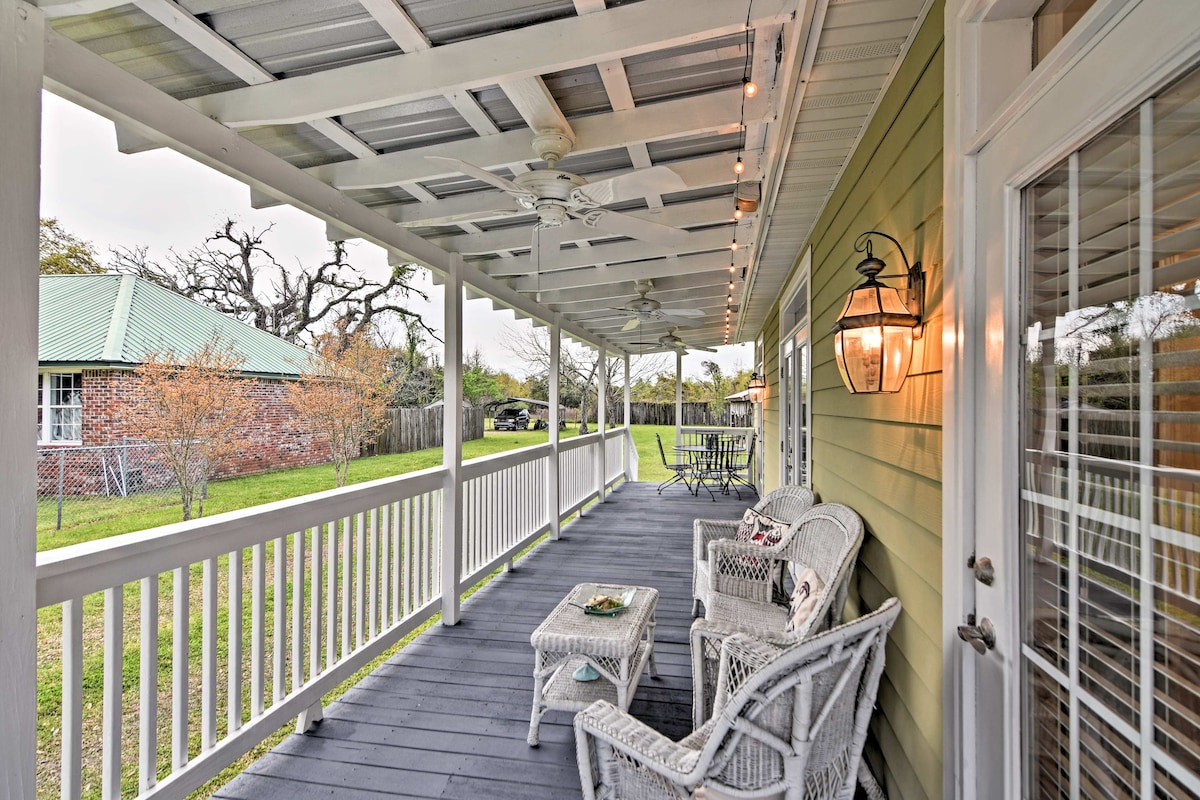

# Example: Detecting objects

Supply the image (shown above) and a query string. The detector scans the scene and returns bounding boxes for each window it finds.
[39,373,82,443]
[1033,0,1100,66]
[1020,64,1200,798]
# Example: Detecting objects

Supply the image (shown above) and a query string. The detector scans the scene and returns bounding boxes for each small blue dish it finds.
[573,663,600,682]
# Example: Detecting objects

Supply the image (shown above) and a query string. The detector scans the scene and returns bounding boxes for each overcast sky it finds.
[39,93,752,380]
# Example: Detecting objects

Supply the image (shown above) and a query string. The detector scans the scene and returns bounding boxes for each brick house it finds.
[38,273,328,493]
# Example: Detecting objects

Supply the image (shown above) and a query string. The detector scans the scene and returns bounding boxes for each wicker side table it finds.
[527,583,658,745]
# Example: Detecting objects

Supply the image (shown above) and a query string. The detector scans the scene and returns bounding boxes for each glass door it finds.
[1019,66,1200,799]
[780,326,810,488]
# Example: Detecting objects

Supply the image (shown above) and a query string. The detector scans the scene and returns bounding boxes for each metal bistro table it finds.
[527,582,658,745]
[674,442,746,499]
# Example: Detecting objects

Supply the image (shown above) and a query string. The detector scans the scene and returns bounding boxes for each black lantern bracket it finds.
[853,231,926,339]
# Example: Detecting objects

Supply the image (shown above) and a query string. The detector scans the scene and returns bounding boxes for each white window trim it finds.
[38,371,83,445]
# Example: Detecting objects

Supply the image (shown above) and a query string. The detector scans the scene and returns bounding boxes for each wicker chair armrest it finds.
[575,700,702,786]
[693,518,741,562]
[713,633,783,707]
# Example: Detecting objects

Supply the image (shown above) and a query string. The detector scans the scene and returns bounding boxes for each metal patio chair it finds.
[655,432,693,495]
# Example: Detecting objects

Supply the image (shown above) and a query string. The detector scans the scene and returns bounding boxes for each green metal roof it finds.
[39,274,312,377]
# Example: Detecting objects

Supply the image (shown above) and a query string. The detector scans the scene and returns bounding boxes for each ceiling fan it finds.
[611,280,705,331]
[427,130,690,266]
[659,328,718,353]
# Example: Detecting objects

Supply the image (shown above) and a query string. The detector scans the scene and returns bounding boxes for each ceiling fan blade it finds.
[687,344,719,353]
[571,166,687,206]
[621,318,641,332]
[426,156,536,203]
[660,308,705,318]
[659,314,702,328]
[580,209,689,246]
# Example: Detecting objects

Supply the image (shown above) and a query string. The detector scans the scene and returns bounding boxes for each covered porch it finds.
[213,482,746,800]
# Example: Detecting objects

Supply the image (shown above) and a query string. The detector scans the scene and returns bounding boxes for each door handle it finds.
[957,616,996,655]
[966,554,995,586]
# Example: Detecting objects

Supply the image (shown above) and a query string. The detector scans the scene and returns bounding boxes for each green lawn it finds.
[38,427,592,551]
[33,424,680,799]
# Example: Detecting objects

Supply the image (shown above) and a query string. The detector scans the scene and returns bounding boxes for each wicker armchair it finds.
[691,503,864,727]
[574,598,901,800]
[691,485,816,616]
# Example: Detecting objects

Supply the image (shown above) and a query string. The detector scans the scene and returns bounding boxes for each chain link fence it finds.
[37,441,204,530]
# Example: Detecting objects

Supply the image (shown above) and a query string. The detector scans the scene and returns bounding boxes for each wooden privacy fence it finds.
[375,407,485,455]
[621,401,750,427]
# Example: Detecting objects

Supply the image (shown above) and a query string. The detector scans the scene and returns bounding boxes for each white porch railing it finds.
[36,427,638,800]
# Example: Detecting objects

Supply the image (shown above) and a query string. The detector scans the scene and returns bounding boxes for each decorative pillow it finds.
[784,568,826,634]
[732,508,789,548]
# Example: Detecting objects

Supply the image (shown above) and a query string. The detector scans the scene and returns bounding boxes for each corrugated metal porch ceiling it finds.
[41,0,929,355]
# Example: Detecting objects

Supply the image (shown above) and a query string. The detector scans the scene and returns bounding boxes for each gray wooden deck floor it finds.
[215,481,749,800]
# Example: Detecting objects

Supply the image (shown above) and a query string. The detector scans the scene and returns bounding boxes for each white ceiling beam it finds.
[130,0,376,158]
[360,151,761,228]
[430,197,734,255]
[34,0,126,18]
[40,27,616,354]
[182,0,795,127]
[541,271,735,305]
[307,89,755,191]
[511,250,747,293]
[357,0,501,137]
[497,77,575,140]
[486,226,741,277]
[356,0,428,51]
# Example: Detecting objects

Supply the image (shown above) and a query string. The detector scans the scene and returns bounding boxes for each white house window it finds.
[39,372,82,443]
[1020,63,1200,799]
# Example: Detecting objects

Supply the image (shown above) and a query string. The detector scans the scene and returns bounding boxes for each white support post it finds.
[675,349,684,445]
[0,3,43,795]
[623,354,631,480]
[441,254,464,626]
[548,316,562,539]
[596,344,607,503]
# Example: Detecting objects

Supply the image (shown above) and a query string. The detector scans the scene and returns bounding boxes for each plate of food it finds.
[582,588,637,616]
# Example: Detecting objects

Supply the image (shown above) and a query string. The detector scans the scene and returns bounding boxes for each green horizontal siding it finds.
[758,3,946,798]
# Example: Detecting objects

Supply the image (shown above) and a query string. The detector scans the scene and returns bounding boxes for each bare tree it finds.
[288,325,392,487]
[500,325,669,431]
[121,335,256,520]
[111,218,432,345]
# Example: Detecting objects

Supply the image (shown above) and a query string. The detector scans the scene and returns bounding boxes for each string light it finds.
[722,0,755,350]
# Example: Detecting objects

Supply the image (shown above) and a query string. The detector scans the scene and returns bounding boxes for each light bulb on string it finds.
[734,207,744,220]
[733,157,745,175]
[728,280,735,292]
[742,78,758,98]
[730,239,738,251]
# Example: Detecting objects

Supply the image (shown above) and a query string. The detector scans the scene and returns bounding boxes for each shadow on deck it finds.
[216,481,750,799]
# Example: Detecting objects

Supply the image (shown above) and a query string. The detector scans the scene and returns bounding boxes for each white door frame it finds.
[779,248,812,487]
[944,1,1200,797]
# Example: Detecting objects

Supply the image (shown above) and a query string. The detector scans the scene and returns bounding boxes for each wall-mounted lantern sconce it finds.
[746,372,767,403]
[832,231,925,394]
